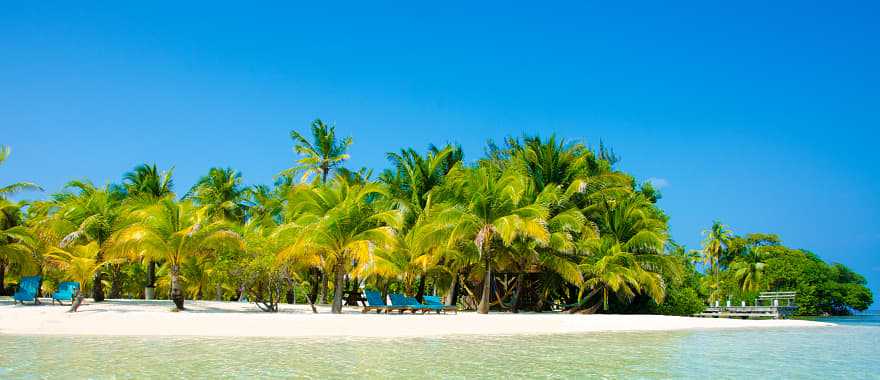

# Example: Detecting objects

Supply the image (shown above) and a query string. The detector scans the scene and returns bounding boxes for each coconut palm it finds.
[382,144,462,214]
[54,181,126,301]
[121,163,174,200]
[278,176,399,313]
[379,144,462,300]
[283,119,353,184]
[732,247,767,293]
[701,221,732,274]
[185,167,247,223]
[578,237,665,312]
[120,163,175,297]
[0,200,38,288]
[0,146,42,199]
[244,184,284,228]
[110,198,243,309]
[433,165,550,314]
[46,242,107,312]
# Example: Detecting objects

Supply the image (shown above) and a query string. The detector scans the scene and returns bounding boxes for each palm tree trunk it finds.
[69,288,85,312]
[0,260,5,294]
[145,260,157,299]
[511,272,525,313]
[92,271,105,302]
[308,268,321,308]
[215,284,222,301]
[109,264,123,299]
[330,261,346,314]
[446,272,459,306]
[320,270,330,304]
[478,256,492,314]
[170,264,184,310]
[415,275,427,303]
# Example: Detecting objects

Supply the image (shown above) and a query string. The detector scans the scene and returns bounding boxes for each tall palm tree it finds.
[110,198,243,309]
[701,221,732,273]
[0,146,42,199]
[283,119,353,184]
[0,199,38,289]
[433,165,550,314]
[120,163,175,298]
[380,144,462,301]
[185,167,247,222]
[278,176,399,313]
[55,181,125,301]
[46,242,107,312]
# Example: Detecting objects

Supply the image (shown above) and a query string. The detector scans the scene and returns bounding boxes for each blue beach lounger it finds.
[362,290,403,313]
[13,275,41,305]
[52,281,80,305]
[423,295,458,314]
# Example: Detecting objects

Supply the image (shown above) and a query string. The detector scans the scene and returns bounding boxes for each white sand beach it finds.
[0,298,833,338]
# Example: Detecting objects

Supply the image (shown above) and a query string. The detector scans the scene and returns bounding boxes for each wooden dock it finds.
[694,291,797,319]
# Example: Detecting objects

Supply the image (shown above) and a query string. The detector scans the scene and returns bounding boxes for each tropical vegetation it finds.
[0,127,872,316]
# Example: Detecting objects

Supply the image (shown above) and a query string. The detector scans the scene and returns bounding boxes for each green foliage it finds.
[652,286,705,316]
[3,133,873,317]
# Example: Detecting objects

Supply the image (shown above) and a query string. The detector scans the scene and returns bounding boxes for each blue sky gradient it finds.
[3,2,878,303]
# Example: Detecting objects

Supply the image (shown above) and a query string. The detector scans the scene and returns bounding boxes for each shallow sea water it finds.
[1,316,877,379]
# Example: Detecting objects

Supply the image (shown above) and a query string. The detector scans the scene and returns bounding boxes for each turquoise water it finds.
[1,316,878,379]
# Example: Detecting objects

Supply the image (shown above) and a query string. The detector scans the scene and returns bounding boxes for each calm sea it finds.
[1,314,878,379]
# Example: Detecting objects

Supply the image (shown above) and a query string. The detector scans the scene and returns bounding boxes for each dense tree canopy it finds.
[1,128,872,315]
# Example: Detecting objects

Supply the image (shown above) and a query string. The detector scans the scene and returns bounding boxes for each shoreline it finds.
[0,298,834,338]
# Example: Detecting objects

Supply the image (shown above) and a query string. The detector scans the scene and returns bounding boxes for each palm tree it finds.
[380,144,463,301]
[55,181,125,301]
[120,163,175,298]
[110,198,243,309]
[433,165,550,314]
[701,221,731,273]
[383,144,462,214]
[701,221,732,301]
[0,199,38,289]
[278,176,399,313]
[578,237,665,312]
[185,167,247,222]
[0,146,42,199]
[732,247,766,293]
[244,184,284,228]
[283,119,353,184]
[46,242,107,312]
[121,163,174,200]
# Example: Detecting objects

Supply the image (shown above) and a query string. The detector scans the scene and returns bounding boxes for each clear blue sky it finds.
[3,2,878,303]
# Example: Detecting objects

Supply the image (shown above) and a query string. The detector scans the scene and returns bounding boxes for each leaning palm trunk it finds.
[511,272,525,313]
[478,256,493,314]
[69,289,85,312]
[170,264,185,310]
[330,261,346,314]
[320,270,330,304]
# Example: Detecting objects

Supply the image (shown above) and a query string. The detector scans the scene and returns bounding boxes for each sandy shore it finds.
[0,298,833,338]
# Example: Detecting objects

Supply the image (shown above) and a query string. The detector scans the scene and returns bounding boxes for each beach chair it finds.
[362,290,400,314]
[52,281,80,305]
[423,295,458,314]
[390,294,444,314]
[13,275,41,305]
[389,293,424,314]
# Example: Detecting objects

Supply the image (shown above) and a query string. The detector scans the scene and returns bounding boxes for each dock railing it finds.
[695,291,798,319]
